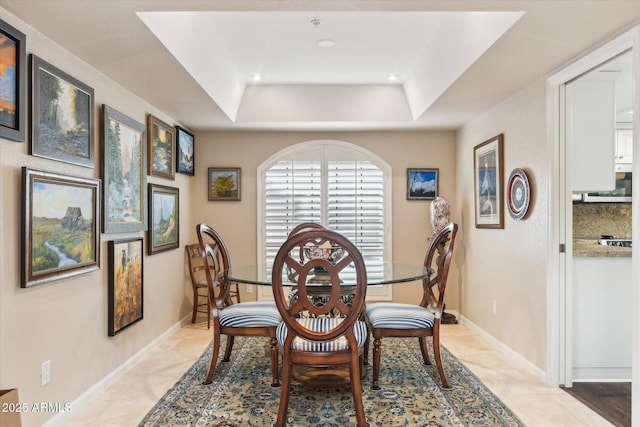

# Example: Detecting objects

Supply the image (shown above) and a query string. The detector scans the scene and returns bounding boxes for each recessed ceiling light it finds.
[388,74,399,82]
[317,38,335,48]
[252,74,262,82]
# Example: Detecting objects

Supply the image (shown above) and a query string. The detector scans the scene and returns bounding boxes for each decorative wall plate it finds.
[507,168,530,220]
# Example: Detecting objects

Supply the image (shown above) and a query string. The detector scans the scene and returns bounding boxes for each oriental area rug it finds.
[140,336,523,426]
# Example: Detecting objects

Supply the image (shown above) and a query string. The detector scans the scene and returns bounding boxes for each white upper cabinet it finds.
[568,78,616,192]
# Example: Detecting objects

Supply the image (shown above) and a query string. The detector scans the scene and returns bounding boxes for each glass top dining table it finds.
[224,261,430,287]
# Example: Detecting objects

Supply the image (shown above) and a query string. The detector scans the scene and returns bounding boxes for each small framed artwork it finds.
[21,167,100,287]
[208,167,241,201]
[148,184,179,255]
[0,18,26,142]
[29,54,95,167]
[407,168,439,200]
[102,104,147,233]
[474,133,504,229]
[147,114,175,180]
[176,126,194,176]
[108,237,144,336]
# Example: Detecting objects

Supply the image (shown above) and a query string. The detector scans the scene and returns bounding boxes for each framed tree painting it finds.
[0,18,26,142]
[148,184,179,255]
[407,168,439,200]
[21,167,101,287]
[30,54,95,167]
[108,237,143,336]
[102,104,147,233]
[176,126,194,176]
[474,133,504,229]
[147,114,175,180]
[208,167,241,201]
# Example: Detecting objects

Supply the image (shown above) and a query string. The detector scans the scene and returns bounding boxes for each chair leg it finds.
[363,333,370,365]
[371,337,382,390]
[270,336,280,387]
[222,335,235,361]
[275,350,292,427]
[349,351,367,427]
[419,336,432,365]
[191,288,199,324]
[432,331,450,389]
[206,298,211,329]
[203,328,221,385]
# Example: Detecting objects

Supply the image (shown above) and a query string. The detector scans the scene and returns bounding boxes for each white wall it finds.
[0,9,194,427]
[456,79,549,370]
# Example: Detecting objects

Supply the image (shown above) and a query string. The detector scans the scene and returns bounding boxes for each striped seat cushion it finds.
[219,301,281,327]
[276,317,368,351]
[366,302,435,329]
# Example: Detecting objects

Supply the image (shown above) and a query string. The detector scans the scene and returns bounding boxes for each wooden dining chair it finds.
[196,223,281,387]
[364,222,458,390]
[185,244,212,328]
[271,228,369,427]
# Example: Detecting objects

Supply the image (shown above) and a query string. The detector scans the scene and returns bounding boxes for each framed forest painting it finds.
[102,104,147,233]
[147,114,175,180]
[148,184,179,255]
[21,167,100,287]
[30,54,94,167]
[108,237,143,336]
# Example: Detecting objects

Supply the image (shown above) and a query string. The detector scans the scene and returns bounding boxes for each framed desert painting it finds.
[108,237,143,336]
[0,18,26,142]
[21,167,100,287]
[148,184,179,255]
[30,54,94,167]
[474,133,504,229]
[102,104,147,233]
[147,114,175,180]
[208,167,241,201]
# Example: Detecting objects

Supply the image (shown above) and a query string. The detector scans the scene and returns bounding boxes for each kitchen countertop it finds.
[573,237,632,257]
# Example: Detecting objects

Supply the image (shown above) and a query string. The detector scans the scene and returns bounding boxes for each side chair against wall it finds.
[364,222,458,390]
[185,244,212,328]
[196,223,281,387]
[271,229,369,427]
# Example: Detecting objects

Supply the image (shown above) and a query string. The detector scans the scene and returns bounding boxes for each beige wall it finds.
[456,79,549,370]
[0,10,194,427]
[190,130,459,305]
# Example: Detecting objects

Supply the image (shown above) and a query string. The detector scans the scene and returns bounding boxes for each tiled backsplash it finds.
[573,202,632,238]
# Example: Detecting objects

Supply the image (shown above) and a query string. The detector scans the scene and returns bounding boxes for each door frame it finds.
[546,24,639,406]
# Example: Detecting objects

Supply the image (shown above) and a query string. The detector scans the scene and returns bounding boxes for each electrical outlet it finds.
[246,284,253,293]
[492,300,497,315]
[41,360,51,385]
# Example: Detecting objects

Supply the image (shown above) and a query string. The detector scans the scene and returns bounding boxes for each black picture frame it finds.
[148,183,179,254]
[102,104,148,233]
[407,168,439,200]
[29,54,95,167]
[21,167,101,287]
[176,126,194,176]
[108,237,144,336]
[0,18,26,142]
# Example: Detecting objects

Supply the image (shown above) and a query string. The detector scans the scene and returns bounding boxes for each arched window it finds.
[257,140,392,300]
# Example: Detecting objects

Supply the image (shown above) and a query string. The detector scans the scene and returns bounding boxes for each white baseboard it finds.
[43,315,191,427]
[459,315,547,382]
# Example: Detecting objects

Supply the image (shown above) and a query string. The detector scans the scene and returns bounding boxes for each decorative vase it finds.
[430,196,450,235]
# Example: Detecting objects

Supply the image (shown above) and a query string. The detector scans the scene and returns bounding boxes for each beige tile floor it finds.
[47,320,613,427]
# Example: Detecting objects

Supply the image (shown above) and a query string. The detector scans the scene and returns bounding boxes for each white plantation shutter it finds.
[259,141,389,292]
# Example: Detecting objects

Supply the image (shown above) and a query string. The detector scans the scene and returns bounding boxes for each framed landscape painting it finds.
[407,168,439,200]
[102,104,147,233]
[176,126,194,176]
[30,54,94,167]
[108,237,143,336]
[21,167,100,287]
[147,114,175,180]
[474,134,504,229]
[208,167,241,201]
[148,184,179,255]
[0,18,26,142]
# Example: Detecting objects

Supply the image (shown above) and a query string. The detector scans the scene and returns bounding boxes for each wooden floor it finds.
[561,382,631,427]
